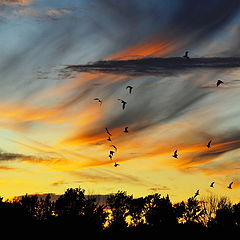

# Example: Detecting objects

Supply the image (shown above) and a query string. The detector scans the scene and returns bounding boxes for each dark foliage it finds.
[0,187,240,236]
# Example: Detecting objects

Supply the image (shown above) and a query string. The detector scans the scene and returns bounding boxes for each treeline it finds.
[0,187,240,236]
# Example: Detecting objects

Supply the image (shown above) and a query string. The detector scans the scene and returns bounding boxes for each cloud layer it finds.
[66,57,240,76]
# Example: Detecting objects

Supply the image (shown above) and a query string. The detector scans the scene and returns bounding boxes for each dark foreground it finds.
[1,187,239,237]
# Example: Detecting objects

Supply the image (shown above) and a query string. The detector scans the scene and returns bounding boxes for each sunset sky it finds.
[0,0,240,203]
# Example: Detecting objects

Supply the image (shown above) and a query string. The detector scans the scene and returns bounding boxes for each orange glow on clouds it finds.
[110,39,173,60]
[0,0,34,5]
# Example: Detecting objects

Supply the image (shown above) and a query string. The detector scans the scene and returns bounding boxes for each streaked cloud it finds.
[47,8,74,17]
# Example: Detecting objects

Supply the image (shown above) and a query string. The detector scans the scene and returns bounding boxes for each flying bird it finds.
[114,162,120,167]
[183,51,190,59]
[123,127,129,133]
[109,150,115,156]
[206,140,212,149]
[210,182,215,188]
[227,182,233,189]
[194,189,200,198]
[118,99,127,110]
[111,145,117,152]
[172,150,178,159]
[105,128,112,136]
[94,98,102,105]
[217,79,224,87]
[126,85,133,94]
[107,136,112,142]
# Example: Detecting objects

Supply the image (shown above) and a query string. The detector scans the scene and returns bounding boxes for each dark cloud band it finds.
[66,57,240,76]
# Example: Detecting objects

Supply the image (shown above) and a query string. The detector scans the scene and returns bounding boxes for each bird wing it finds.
[105,128,112,136]
[207,140,211,147]
[111,145,117,151]
[217,80,224,86]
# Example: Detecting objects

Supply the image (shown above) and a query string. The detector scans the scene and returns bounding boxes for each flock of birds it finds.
[94,85,133,167]
[173,138,234,198]
[93,51,232,198]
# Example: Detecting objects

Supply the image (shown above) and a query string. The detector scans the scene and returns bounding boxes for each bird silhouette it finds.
[114,162,120,167]
[194,189,200,198]
[217,80,224,87]
[111,145,117,152]
[107,136,112,142]
[210,182,215,188]
[227,182,233,189]
[172,150,178,159]
[126,85,133,94]
[105,128,112,136]
[123,127,128,133]
[94,98,102,105]
[183,51,190,59]
[109,150,115,156]
[118,99,127,110]
[207,140,212,148]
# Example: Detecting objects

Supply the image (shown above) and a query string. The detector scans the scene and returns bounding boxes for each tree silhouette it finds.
[0,188,240,235]
[55,187,85,217]
[200,194,219,226]
[37,194,55,221]
[232,202,240,228]
[128,197,146,227]
[181,197,205,224]
[213,197,235,230]
[54,187,107,232]
[144,194,177,228]
[106,191,133,230]
[19,194,39,218]
[173,200,187,223]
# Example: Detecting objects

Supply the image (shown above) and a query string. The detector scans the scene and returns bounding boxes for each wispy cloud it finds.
[90,0,240,59]
[69,168,149,187]
[47,8,74,17]
[149,185,171,191]
[0,149,32,161]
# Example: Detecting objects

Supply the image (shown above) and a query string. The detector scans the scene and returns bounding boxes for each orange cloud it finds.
[0,166,16,170]
[62,124,128,147]
[110,39,173,60]
[0,0,34,5]
[198,160,240,176]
